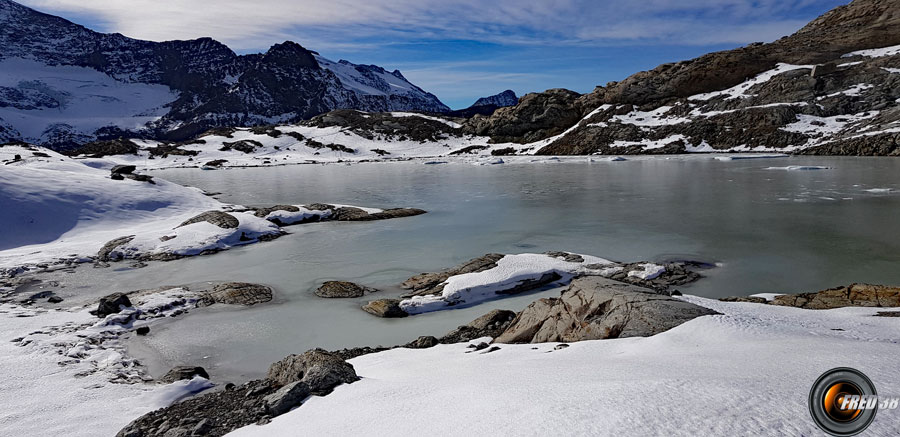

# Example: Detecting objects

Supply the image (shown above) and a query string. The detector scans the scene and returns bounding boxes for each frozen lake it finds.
[35,155,900,382]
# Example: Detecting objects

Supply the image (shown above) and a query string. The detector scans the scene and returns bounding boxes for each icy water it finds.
[43,155,900,381]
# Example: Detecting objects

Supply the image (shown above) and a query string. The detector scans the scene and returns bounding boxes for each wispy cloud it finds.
[21,0,840,49]
[16,0,846,108]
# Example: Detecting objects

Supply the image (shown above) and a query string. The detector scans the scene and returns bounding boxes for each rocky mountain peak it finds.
[473,90,518,108]
[262,41,319,69]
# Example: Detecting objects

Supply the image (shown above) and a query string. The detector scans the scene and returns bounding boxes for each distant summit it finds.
[447,90,520,118]
[472,90,518,108]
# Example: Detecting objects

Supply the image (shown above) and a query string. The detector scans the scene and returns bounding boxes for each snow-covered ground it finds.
[0,295,213,436]
[0,144,390,274]
[231,297,900,436]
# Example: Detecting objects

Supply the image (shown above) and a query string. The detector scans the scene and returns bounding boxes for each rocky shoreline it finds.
[113,274,900,437]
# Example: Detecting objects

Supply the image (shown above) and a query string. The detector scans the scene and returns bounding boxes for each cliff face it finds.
[466,0,900,155]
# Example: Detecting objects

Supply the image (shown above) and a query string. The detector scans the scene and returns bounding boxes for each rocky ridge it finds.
[465,0,900,156]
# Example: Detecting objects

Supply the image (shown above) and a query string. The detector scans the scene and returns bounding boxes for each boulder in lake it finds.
[361,299,408,318]
[204,282,273,306]
[315,281,377,298]
[495,277,718,343]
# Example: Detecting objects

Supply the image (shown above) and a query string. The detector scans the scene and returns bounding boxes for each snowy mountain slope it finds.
[0,0,449,149]
[316,56,449,113]
[0,58,177,144]
[230,297,900,436]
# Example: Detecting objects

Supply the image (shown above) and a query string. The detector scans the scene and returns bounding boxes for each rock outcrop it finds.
[494,277,718,343]
[159,366,210,384]
[400,253,505,297]
[177,211,240,229]
[117,349,358,437]
[361,299,408,318]
[770,283,900,309]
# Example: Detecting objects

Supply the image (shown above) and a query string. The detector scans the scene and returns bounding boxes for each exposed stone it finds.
[203,282,273,306]
[315,281,377,298]
[265,349,359,394]
[404,336,439,349]
[361,299,408,318]
[254,205,300,218]
[440,309,518,344]
[177,211,239,229]
[136,326,150,336]
[159,366,209,383]
[263,381,311,416]
[719,296,769,304]
[770,283,900,309]
[97,235,135,261]
[110,165,136,175]
[401,253,505,297]
[94,292,132,318]
[494,277,718,343]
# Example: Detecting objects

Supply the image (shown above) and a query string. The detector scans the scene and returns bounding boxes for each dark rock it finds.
[495,277,719,343]
[265,349,358,394]
[136,326,150,336]
[404,336,439,349]
[875,311,900,317]
[94,292,132,318]
[440,309,517,344]
[110,165,136,175]
[361,299,408,318]
[177,211,239,229]
[159,366,209,383]
[315,281,377,298]
[47,296,63,303]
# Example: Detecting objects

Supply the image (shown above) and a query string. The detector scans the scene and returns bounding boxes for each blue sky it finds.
[22,0,848,109]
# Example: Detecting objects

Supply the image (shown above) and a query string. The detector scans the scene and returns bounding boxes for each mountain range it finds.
[0,0,448,149]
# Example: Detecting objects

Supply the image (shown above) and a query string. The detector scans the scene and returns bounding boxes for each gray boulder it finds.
[264,381,311,416]
[266,349,358,394]
[315,281,377,298]
[495,277,718,343]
